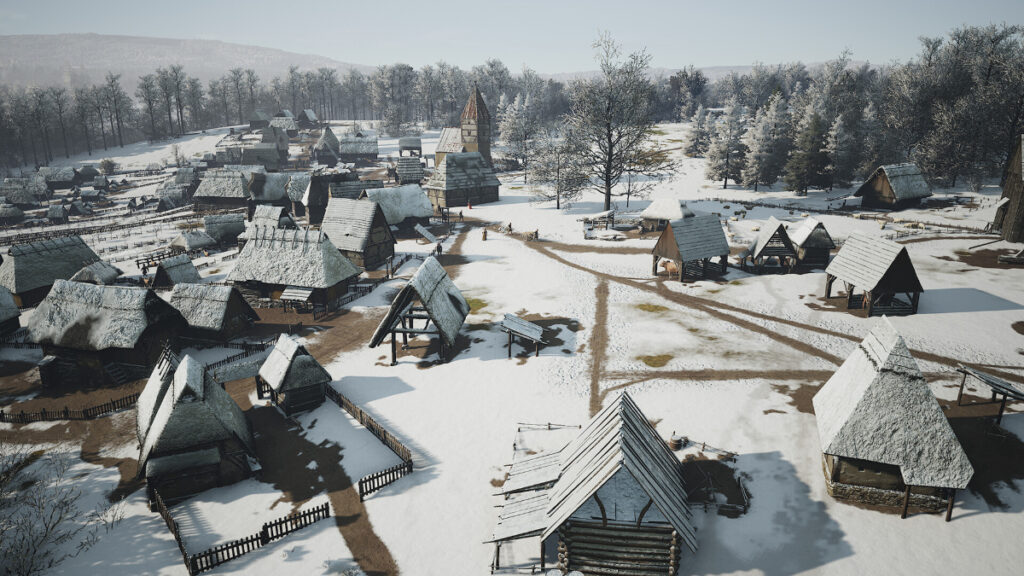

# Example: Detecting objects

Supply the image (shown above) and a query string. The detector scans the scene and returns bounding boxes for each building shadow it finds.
[918,287,1023,315]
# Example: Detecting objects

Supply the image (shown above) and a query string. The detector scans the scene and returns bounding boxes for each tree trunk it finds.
[58,118,69,158]
[80,118,92,156]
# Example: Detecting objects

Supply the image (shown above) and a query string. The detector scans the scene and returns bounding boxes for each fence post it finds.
[260,523,269,546]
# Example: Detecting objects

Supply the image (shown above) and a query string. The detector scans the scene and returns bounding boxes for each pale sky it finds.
[1,0,1021,73]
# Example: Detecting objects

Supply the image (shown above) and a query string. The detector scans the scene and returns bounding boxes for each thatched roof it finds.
[269,116,299,132]
[425,152,499,191]
[156,254,201,285]
[0,203,25,222]
[0,177,49,205]
[286,173,311,202]
[826,232,923,293]
[329,179,383,199]
[856,163,932,202]
[170,230,216,252]
[339,133,378,156]
[813,318,973,489]
[227,228,360,289]
[248,172,291,203]
[47,204,69,221]
[259,334,331,393]
[194,170,249,199]
[76,165,100,180]
[137,354,254,470]
[396,157,424,182]
[203,214,246,243]
[30,280,183,351]
[38,166,75,184]
[321,198,392,253]
[641,199,694,221]
[299,109,318,123]
[363,184,433,225]
[250,205,297,229]
[168,283,257,333]
[0,236,99,294]
[315,126,340,154]
[0,286,19,325]
[370,256,467,348]
[789,218,835,250]
[250,110,272,123]
[69,260,122,285]
[435,127,464,154]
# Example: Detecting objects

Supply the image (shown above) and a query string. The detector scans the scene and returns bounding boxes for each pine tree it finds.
[762,93,792,184]
[824,115,857,189]
[682,105,710,157]
[784,107,830,194]
[741,106,772,191]
[705,100,747,188]
[856,101,882,179]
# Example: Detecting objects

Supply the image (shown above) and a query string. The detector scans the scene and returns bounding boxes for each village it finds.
[2,12,1024,576]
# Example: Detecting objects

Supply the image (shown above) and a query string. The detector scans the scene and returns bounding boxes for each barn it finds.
[362,184,434,230]
[204,214,247,245]
[855,163,932,210]
[489,391,698,573]
[789,217,836,269]
[0,287,20,336]
[424,152,500,210]
[169,283,259,342]
[256,334,331,416]
[395,157,425,184]
[226,228,361,309]
[399,136,422,157]
[993,134,1024,242]
[321,197,396,269]
[38,166,77,191]
[153,253,201,289]
[370,256,468,365]
[193,169,250,211]
[338,132,379,163]
[739,217,797,272]
[651,210,730,281]
[0,236,100,307]
[30,280,187,386]
[813,318,973,519]
[69,260,122,285]
[825,232,924,316]
[137,353,255,506]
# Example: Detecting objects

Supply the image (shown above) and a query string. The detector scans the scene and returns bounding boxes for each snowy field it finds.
[4,120,1024,575]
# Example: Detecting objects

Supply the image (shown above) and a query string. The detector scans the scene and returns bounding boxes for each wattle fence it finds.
[0,392,140,423]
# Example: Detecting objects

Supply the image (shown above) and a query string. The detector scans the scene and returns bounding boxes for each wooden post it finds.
[540,538,545,570]
[494,542,500,570]
[865,290,873,315]
[901,485,911,519]
[945,489,956,522]
[652,255,659,276]
[997,394,1008,425]
[401,317,408,347]
[390,331,397,366]
[507,331,512,358]
[535,341,539,357]
[911,291,920,313]
[824,274,835,298]
[677,260,684,282]
[956,372,967,405]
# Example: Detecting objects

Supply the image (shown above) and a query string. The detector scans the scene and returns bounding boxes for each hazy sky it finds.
[1,0,1021,72]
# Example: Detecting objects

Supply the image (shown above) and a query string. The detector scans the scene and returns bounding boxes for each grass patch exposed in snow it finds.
[465,297,488,314]
[637,354,673,367]
[635,303,669,313]
[649,128,668,136]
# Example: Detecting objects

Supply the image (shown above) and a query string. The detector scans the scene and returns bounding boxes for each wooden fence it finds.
[153,490,193,572]
[358,460,414,500]
[203,336,277,372]
[0,392,140,423]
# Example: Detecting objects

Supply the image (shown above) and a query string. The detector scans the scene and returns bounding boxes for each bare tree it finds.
[136,74,161,139]
[48,88,71,158]
[528,125,589,209]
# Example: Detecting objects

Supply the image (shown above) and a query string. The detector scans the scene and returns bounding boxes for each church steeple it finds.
[460,84,491,166]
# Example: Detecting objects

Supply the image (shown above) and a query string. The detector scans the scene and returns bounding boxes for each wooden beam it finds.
[507,330,513,359]
[956,372,967,406]
[998,394,1008,425]
[945,489,956,522]
[390,331,397,366]
[901,485,911,519]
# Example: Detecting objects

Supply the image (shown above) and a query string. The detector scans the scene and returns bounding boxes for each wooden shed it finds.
[297,109,319,129]
[424,152,499,210]
[855,163,932,210]
[0,202,25,226]
[137,353,255,506]
[652,210,729,281]
[338,132,379,164]
[204,213,246,245]
[813,318,973,519]
[0,236,100,307]
[38,166,76,191]
[993,134,1024,242]
[169,230,217,254]
[329,178,384,200]
[789,217,836,269]
[169,283,258,342]
[249,109,272,130]
[399,136,422,157]
[361,184,434,231]
[47,204,70,225]
[304,170,351,225]
[395,157,425,184]
[321,197,396,269]
[193,169,251,211]
[488,391,698,573]
[269,116,299,137]
[69,260,122,285]
[369,256,468,365]
[286,172,311,218]
[256,334,330,416]
[153,253,201,289]
[825,233,923,316]
[640,198,695,232]
[226,228,361,308]
[740,217,797,272]
[313,126,340,167]
[241,143,285,172]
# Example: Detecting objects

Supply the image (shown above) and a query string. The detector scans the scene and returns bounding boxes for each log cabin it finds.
[169,283,259,343]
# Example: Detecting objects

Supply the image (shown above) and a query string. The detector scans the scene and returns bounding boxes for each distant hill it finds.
[0,33,375,92]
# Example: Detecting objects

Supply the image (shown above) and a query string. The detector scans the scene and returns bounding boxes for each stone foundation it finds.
[822,457,946,513]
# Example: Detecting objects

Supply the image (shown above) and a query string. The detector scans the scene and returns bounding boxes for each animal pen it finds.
[651,211,730,282]
[824,232,924,316]
[739,217,797,272]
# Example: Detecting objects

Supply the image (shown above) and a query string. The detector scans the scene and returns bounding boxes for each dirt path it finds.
[590,281,609,416]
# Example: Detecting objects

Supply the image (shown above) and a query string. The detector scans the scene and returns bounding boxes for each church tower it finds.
[460,85,491,166]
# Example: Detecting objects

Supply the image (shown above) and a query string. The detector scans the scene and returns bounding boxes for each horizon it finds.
[1,0,1022,73]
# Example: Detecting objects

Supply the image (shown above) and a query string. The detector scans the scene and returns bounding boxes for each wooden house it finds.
[137,353,255,506]
[256,334,330,416]
[38,166,77,191]
[269,116,299,137]
[398,136,422,157]
[47,204,70,225]
[0,236,100,307]
[153,253,201,289]
[424,152,499,209]
[241,143,285,171]
[249,109,272,130]
[69,260,122,285]
[251,204,297,229]
[789,217,836,269]
[170,230,216,254]
[329,178,383,200]
[304,170,351,225]
[813,318,973,519]
[825,233,923,316]
[286,173,311,218]
[193,169,250,211]
[75,165,101,184]
[0,202,25,226]
[226,228,361,308]
[395,157,425,184]
[0,178,46,208]
[30,280,187,386]
[651,210,729,281]
[338,132,379,163]
[640,198,694,232]
[434,127,464,168]
[297,109,319,129]
[247,172,292,209]
[169,283,258,342]
[740,217,797,272]
[993,134,1024,242]
[204,214,246,245]
[361,184,434,231]
[461,85,492,166]
[370,256,468,364]
[68,199,92,216]
[0,287,20,336]
[321,198,396,269]
[313,126,340,167]
[489,391,698,573]
[855,163,932,210]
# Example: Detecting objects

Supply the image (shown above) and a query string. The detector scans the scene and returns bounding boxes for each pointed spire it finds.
[461,84,490,121]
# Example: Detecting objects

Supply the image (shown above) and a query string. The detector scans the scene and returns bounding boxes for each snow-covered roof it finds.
[156,253,201,285]
[0,180,41,205]
[395,157,425,182]
[315,126,340,154]
[641,199,694,221]
[286,173,311,202]
[0,203,25,221]
[425,152,499,191]
[30,280,182,352]
[398,137,422,149]
[227,228,360,289]
[812,318,973,489]
[856,163,932,202]
[170,230,216,252]
[276,109,294,118]
[250,205,296,229]
[169,283,257,333]
[250,110,272,122]
[0,236,99,294]
[321,197,392,254]
[746,216,795,260]
[259,334,331,393]
[299,109,318,122]
[0,286,19,324]
[203,213,246,243]
[788,217,835,249]
[248,172,291,202]
[242,144,283,169]
[329,179,383,199]
[269,116,299,131]
[435,127,463,154]
[339,133,378,155]
[370,256,468,348]
[194,170,249,199]
[69,260,122,285]
[38,166,75,183]
[363,184,433,225]
[825,232,923,293]
[658,212,729,263]
[46,204,69,220]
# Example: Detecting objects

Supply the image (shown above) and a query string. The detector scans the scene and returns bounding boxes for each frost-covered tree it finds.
[528,126,590,209]
[784,106,830,194]
[824,115,857,189]
[762,93,793,183]
[682,105,711,157]
[499,93,538,179]
[741,106,773,191]
[705,100,746,188]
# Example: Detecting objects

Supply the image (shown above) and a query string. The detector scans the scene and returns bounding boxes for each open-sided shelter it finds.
[424,151,499,210]
[398,136,422,157]
[855,163,932,210]
[651,209,729,281]
[321,197,396,269]
[825,232,923,316]
[169,283,258,342]
[0,236,100,307]
[256,334,330,415]
[739,217,797,272]
[789,218,836,269]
